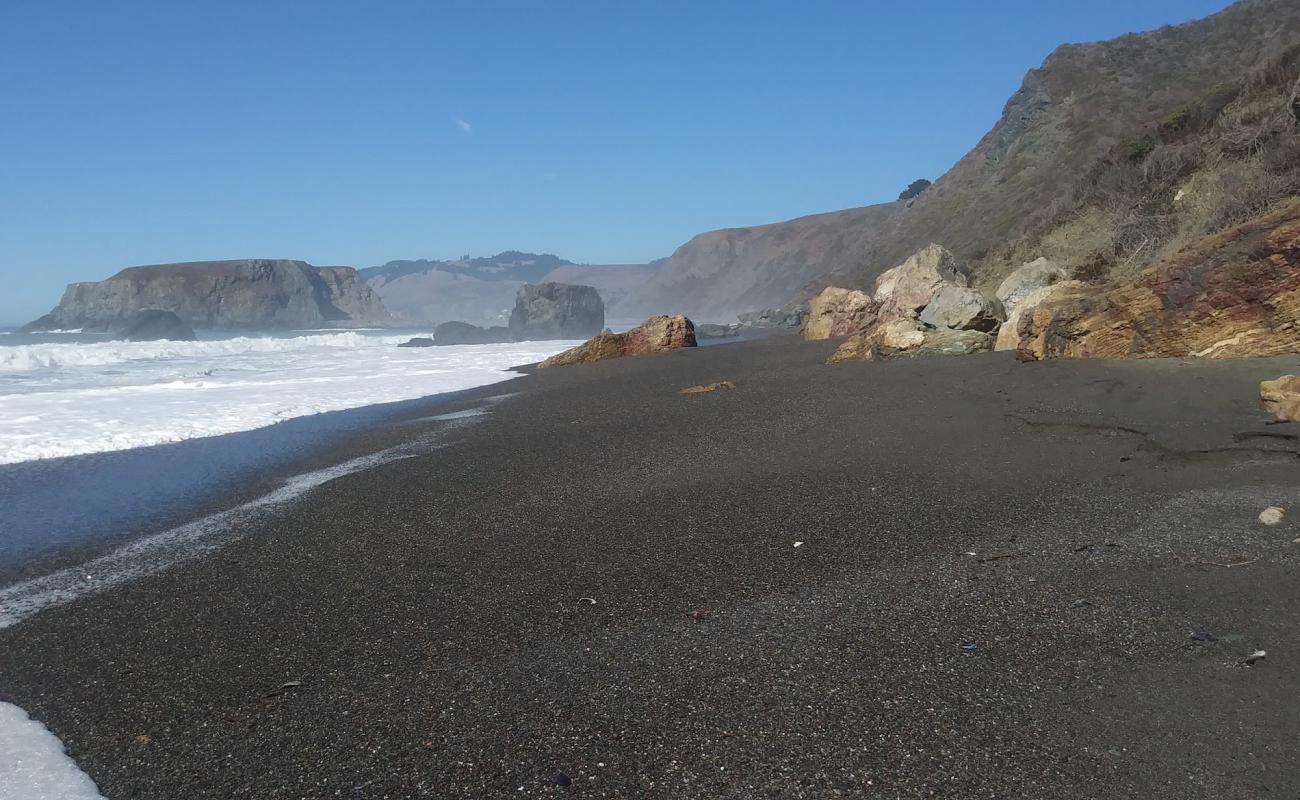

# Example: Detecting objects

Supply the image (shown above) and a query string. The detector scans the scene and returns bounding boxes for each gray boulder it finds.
[508,283,604,341]
[397,337,436,348]
[696,323,741,338]
[114,309,197,342]
[737,304,807,329]
[433,321,516,346]
[918,286,1004,332]
[995,258,1070,313]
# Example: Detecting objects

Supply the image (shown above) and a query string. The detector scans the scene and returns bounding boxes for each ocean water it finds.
[0,330,576,465]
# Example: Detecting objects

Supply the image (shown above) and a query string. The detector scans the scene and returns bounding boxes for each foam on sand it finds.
[0,702,105,800]
[0,332,577,464]
[0,428,467,629]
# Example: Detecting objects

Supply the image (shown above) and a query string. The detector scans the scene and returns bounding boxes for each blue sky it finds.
[1,0,1228,322]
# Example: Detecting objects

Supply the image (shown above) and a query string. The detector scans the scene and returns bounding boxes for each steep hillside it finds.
[625,0,1300,321]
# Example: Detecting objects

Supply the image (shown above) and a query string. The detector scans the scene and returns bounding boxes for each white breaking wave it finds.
[0,702,104,800]
[0,332,576,464]
[0,331,419,371]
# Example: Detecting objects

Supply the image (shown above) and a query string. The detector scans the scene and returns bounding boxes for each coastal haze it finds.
[5,0,1300,798]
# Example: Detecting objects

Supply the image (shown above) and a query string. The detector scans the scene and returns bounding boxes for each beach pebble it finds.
[1259,506,1285,526]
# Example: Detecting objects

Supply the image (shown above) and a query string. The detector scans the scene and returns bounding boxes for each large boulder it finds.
[918,286,1004,332]
[994,280,1085,351]
[113,309,197,342]
[433,321,515,346]
[802,287,878,340]
[540,315,696,368]
[829,319,992,363]
[875,244,971,319]
[1260,375,1300,422]
[995,258,1071,313]
[508,283,605,341]
[1013,200,1300,361]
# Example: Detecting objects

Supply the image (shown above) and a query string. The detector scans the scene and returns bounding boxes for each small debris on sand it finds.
[1259,506,1285,526]
[680,381,737,395]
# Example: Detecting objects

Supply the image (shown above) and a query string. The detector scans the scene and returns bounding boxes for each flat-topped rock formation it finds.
[24,259,391,333]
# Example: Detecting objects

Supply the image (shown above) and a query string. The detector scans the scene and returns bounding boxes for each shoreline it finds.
[4,336,1300,797]
[0,376,533,585]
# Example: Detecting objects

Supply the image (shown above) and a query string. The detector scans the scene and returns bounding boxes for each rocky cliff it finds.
[623,0,1300,321]
[25,259,391,332]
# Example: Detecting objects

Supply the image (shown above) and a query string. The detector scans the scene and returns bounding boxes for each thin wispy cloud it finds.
[453,117,473,135]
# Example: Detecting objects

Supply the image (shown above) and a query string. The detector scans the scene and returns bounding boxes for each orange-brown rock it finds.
[1260,375,1300,422]
[539,315,697,368]
[802,287,878,341]
[680,380,736,395]
[1015,201,1300,361]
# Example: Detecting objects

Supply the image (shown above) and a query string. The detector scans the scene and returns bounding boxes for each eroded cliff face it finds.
[623,0,1300,322]
[25,260,391,332]
[1013,200,1300,360]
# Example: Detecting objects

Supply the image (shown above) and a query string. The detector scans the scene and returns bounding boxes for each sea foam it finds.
[0,702,104,800]
[0,332,575,464]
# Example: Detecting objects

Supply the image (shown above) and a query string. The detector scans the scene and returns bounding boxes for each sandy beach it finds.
[3,336,1300,798]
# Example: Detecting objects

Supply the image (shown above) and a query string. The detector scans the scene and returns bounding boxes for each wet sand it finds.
[3,335,1300,798]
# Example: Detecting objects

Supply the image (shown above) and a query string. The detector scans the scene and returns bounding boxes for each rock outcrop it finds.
[802,287,878,340]
[917,286,1004,332]
[25,260,391,332]
[539,315,696,368]
[508,283,605,341]
[397,337,436,348]
[113,310,197,342]
[433,321,515,346]
[994,280,1084,351]
[875,245,970,320]
[830,319,993,364]
[995,258,1070,313]
[1260,375,1300,422]
[1013,201,1300,361]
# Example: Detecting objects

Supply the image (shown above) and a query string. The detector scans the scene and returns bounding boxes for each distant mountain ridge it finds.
[623,0,1300,321]
[363,251,659,325]
[360,251,576,285]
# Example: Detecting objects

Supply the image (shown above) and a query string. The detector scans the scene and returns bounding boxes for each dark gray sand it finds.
[3,336,1300,798]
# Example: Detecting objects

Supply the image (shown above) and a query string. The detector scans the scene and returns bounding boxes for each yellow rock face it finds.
[1260,375,1300,422]
[802,287,877,341]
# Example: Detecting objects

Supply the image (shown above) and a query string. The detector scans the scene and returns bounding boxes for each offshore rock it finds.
[508,283,605,341]
[432,322,515,346]
[113,309,197,342]
[24,259,391,332]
